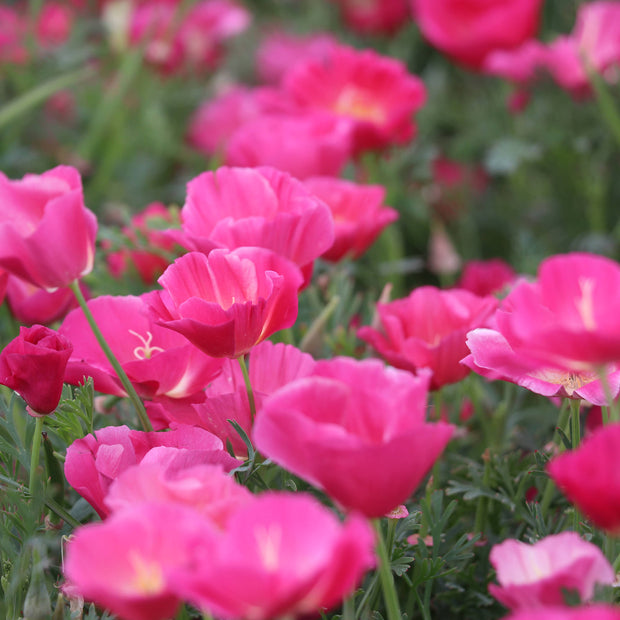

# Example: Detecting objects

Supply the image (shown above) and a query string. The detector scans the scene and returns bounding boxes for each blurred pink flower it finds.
[64,424,236,518]
[489,532,614,610]
[411,0,544,70]
[358,286,497,389]
[456,258,516,297]
[171,166,335,279]
[256,30,338,85]
[36,2,74,48]
[547,422,620,534]
[253,359,453,517]
[505,607,620,620]
[283,43,426,153]
[60,294,223,401]
[169,492,376,620]
[333,0,410,35]
[0,6,28,65]
[0,166,97,290]
[146,247,303,358]
[63,502,215,620]
[303,176,398,262]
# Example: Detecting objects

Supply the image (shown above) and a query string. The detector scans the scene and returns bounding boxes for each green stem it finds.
[570,399,582,532]
[45,497,82,529]
[587,61,620,151]
[69,280,152,432]
[29,416,44,495]
[474,450,491,534]
[373,519,402,620]
[0,67,94,131]
[299,295,340,354]
[238,355,256,424]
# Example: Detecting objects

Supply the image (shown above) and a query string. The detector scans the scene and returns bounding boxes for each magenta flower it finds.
[283,43,426,153]
[253,359,453,517]
[547,423,620,534]
[63,502,216,620]
[455,258,517,297]
[358,286,497,389]
[489,532,615,610]
[146,247,303,358]
[334,0,410,35]
[303,176,399,262]
[59,294,223,401]
[169,492,376,620]
[173,167,334,277]
[505,606,620,620]
[64,424,237,518]
[0,165,97,290]
[0,325,72,415]
[411,0,544,70]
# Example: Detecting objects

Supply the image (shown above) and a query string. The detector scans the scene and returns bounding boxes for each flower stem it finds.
[69,280,152,432]
[373,519,402,620]
[238,355,256,423]
[29,416,44,495]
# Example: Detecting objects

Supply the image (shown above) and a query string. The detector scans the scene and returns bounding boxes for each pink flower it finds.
[547,423,620,534]
[6,276,84,326]
[505,606,620,620]
[146,247,303,358]
[456,258,516,297]
[225,113,354,180]
[333,0,410,35]
[283,43,426,153]
[358,286,497,389]
[256,30,338,85]
[463,328,620,406]
[0,6,27,65]
[36,2,74,48]
[59,294,223,401]
[63,502,216,620]
[253,359,453,517]
[105,203,177,285]
[484,40,549,85]
[169,492,376,620]
[303,176,399,262]
[484,253,620,370]
[489,532,615,610]
[411,0,544,70]
[149,340,316,456]
[171,166,334,280]
[106,456,251,526]
[0,325,72,415]
[64,424,237,518]
[0,166,97,290]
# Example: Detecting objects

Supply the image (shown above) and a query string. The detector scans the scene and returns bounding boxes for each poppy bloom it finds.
[146,247,303,359]
[334,0,410,35]
[253,359,453,517]
[489,532,614,610]
[411,0,544,70]
[358,286,497,389]
[0,166,97,290]
[0,325,72,415]
[547,423,620,534]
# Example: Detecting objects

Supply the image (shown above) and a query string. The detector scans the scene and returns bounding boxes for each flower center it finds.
[129,330,164,360]
[128,551,165,595]
[255,524,282,571]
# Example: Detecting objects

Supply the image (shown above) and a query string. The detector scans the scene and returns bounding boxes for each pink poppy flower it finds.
[64,424,237,518]
[169,492,376,620]
[253,359,453,517]
[505,607,620,620]
[6,276,84,326]
[489,532,615,610]
[456,258,516,297]
[0,325,72,415]
[0,166,97,290]
[146,247,303,359]
[0,6,28,65]
[547,423,620,534]
[256,30,338,85]
[283,43,426,153]
[63,502,216,620]
[487,253,620,370]
[358,286,497,389]
[411,0,544,70]
[59,294,223,401]
[171,166,333,280]
[303,176,399,262]
[484,40,549,85]
[333,0,410,35]
[106,454,251,526]
[225,113,354,180]
[463,328,620,406]
[36,2,74,48]
[149,340,316,456]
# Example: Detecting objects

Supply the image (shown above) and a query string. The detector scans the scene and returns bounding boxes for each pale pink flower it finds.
[489,532,615,610]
